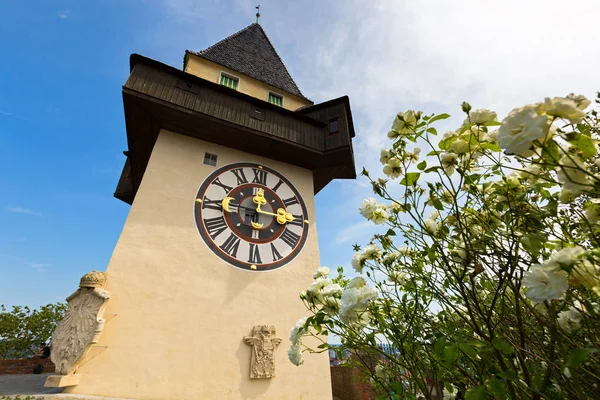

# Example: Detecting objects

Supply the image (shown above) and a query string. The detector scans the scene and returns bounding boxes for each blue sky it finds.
[2,0,600,308]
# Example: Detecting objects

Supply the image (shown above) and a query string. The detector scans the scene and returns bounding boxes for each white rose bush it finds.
[290,93,600,399]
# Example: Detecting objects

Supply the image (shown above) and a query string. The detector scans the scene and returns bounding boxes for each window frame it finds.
[328,118,340,136]
[219,71,240,91]
[203,152,218,167]
[267,91,284,107]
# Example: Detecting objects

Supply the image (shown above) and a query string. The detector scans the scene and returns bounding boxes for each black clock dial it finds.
[194,162,309,271]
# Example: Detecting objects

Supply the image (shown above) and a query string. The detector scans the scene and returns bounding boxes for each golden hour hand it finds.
[222,197,264,229]
[252,188,295,225]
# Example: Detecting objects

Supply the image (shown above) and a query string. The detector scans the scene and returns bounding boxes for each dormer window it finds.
[328,119,340,135]
[219,72,239,90]
[268,92,283,107]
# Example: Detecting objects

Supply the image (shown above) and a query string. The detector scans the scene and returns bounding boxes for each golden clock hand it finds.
[256,207,295,224]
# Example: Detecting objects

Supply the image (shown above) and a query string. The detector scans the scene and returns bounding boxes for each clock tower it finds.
[48,23,355,399]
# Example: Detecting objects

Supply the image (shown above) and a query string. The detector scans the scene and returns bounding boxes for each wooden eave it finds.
[115,54,356,204]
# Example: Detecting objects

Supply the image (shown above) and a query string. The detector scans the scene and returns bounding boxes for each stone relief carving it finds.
[50,271,110,375]
[244,325,282,379]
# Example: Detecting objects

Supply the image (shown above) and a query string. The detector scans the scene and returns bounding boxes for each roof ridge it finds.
[251,24,304,98]
[197,23,257,57]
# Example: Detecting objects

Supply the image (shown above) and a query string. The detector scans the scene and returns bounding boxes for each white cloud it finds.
[58,9,69,19]
[28,263,51,272]
[6,207,42,217]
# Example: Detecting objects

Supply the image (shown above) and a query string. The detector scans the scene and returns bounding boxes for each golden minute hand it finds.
[256,207,295,225]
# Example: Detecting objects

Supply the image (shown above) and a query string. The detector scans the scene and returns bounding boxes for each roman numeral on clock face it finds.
[283,196,299,207]
[202,197,222,211]
[248,243,262,264]
[231,168,248,185]
[280,228,301,248]
[252,168,268,185]
[212,177,233,194]
[288,214,304,227]
[270,243,283,262]
[220,233,241,258]
[271,179,283,193]
[204,216,228,239]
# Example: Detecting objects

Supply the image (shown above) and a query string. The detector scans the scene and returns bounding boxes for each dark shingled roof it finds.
[186,23,309,101]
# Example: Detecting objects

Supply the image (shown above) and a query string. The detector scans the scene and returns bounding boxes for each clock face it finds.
[194,162,309,271]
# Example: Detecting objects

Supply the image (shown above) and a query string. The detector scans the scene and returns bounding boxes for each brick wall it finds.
[0,358,55,375]
[331,366,377,400]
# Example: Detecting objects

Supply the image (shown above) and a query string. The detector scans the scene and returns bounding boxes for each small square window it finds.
[268,92,283,107]
[203,152,218,167]
[219,73,239,90]
[328,119,340,135]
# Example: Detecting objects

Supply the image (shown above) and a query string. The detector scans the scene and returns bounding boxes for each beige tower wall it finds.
[66,130,331,400]
[185,55,312,111]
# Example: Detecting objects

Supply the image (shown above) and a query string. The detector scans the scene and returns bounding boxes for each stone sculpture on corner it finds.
[45,271,110,387]
[244,325,282,379]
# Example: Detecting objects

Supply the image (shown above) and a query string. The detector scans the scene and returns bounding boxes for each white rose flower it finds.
[321,283,342,298]
[497,108,549,157]
[566,93,591,110]
[307,277,332,298]
[550,246,585,266]
[556,155,590,196]
[339,284,378,325]
[538,97,586,123]
[441,153,458,175]
[313,266,330,279]
[571,259,599,289]
[380,148,392,165]
[363,244,383,260]
[351,252,367,274]
[388,270,408,285]
[443,130,457,139]
[383,157,403,179]
[424,218,439,234]
[464,109,498,126]
[391,110,419,134]
[371,207,389,224]
[288,343,304,366]
[388,201,403,213]
[359,198,378,219]
[289,317,307,344]
[522,264,569,303]
[347,276,367,289]
[557,307,582,333]
[451,139,470,154]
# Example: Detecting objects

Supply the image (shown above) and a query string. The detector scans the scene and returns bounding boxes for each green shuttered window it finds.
[219,74,239,90]
[268,92,283,107]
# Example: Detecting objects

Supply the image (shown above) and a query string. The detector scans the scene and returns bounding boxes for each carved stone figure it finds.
[243,325,282,379]
[50,271,110,375]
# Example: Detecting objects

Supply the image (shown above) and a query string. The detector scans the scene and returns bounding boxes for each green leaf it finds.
[459,343,478,358]
[567,133,598,159]
[429,113,451,123]
[566,348,598,369]
[443,344,459,367]
[520,233,546,258]
[426,150,440,156]
[424,166,441,173]
[417,161,427,171]
[426,127,438,135]
[541,139,560,164]
[434,337,447,357]
[491,338,514,355]
[400,172,420,186]
[465,386,487,400]
[432,198,444,211]
[484,121,501,126]
[481,142,501,152]
[486,377,506,397]
[386,229,396,236]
